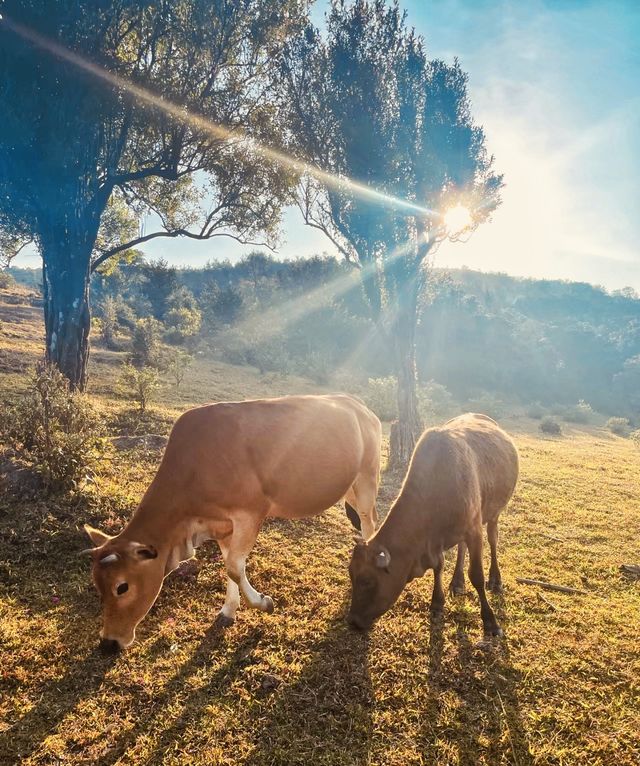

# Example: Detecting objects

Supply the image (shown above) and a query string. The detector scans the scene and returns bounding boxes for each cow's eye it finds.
[116,583,129,596]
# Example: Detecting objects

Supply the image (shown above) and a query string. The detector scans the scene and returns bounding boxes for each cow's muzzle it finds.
[99,638,123,655]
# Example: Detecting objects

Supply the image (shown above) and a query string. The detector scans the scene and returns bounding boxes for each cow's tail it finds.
[345,502,361,531]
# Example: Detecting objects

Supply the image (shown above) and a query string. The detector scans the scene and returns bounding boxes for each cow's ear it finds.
[129,542,158,560]
[84,524,112,547]
[375,547,391,571]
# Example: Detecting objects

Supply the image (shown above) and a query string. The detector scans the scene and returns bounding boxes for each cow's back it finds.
[399,413,518,534]
[143,394,380,519]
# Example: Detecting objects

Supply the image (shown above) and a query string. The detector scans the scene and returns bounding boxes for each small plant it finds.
[540,416,562,436]
[563,399,593,424]
[98,295,119,349]
[119,362,161,411]
[631,430,640,449]
[364,376,398,421]
[166,349,193,390]
[607,417,630,437]
[0,363,104,491]
[526,402,546,419]
[0,270,14,289]
[131,318,163,368]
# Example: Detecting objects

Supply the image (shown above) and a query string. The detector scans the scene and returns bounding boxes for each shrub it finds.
[563,400,593,424]
[164,306,202,345]
[606,417,630,437]
[98,295,119,349]
[631,430,640,449]
[245,338,292,376]
[364,376,398,421]
[539,416,562,436]
[0,270,14,288]
[166,349,193,390]
[118,362,161,411]
[465,391,504,420]
[131,318,163,368]
[294,351,332,385]
[526,402,546,419]
[418,380,455,424]
[0,363,104,491]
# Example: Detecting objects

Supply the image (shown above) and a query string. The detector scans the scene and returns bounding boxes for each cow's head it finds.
[346,540,406,631]
[84,525,165,652]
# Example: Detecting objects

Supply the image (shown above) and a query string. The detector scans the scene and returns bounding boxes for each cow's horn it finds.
[99,553,119,564]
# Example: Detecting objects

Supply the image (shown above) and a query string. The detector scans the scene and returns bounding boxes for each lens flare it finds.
[443,205,473,235]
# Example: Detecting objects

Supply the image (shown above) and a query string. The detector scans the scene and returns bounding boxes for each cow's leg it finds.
[345,478,377,541]
[449,542,466,595]
[466,527,502,637]
[486,519,503,594]
[430,551,446,615]
[221,514,274,615]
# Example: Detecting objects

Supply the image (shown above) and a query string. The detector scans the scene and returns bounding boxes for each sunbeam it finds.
[0,14,441,220]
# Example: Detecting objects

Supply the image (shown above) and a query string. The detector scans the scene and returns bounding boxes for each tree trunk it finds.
[40,219,95,390]
[388,278,423,470]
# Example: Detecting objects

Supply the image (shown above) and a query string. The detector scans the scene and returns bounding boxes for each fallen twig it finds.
[536,592,560,611]
[620,564,640,579]
[516,577,589,595]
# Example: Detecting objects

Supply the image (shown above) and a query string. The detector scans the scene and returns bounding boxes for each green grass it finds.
[1,284,639,765]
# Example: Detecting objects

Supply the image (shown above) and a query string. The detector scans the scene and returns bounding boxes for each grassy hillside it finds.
[1,284,639,765]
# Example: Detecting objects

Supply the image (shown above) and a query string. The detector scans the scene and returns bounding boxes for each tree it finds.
[282,0,502,465]
[0,1,303,387]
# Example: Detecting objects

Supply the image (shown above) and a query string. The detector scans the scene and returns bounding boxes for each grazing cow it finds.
[346,413,519,637]
[84,394,381,652]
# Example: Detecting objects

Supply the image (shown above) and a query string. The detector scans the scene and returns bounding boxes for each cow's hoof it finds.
[487,580,504,594]
[429,603,444,616]
[215,612,235,629]
[261,595,274,614]
[449,583,465,597]
[484,625,504,638]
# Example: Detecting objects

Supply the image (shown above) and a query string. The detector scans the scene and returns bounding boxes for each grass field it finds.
[1,284,639,765]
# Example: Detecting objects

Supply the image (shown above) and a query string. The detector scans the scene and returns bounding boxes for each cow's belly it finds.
[265,474,355,520]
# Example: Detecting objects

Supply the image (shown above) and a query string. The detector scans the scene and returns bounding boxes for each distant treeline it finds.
[7,255,640,416]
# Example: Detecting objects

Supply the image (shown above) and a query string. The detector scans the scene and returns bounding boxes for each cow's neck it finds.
[121,500,224,577]
[375,490,440,579]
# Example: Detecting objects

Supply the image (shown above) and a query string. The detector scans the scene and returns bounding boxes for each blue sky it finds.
[15,1,640,290]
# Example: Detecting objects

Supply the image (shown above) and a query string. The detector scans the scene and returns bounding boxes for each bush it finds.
[0,363,104,491]
[364,376,398,421]
[98,295,119,349]
[118,362,161,411]
[465,391,504,420]
[245,337,292,376]
[418,379,455,424]
[563,399,593,424]
[131,318,163,368]
[631,430,640,449]
[526,402,546,419]
[0,270,14,289]
[539,416,562,436]
[606,417,630,437]
[294,351,332,385]
[166,349,193,390]
[164,306,202,345]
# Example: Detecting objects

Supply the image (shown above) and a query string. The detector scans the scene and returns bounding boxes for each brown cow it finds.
[84,394,381,652]
[346,413,519,636]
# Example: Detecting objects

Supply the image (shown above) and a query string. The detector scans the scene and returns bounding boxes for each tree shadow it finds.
[97,623,263,765]
[419,597,535,765]
[242,618,374,766]
[0,644,114,764]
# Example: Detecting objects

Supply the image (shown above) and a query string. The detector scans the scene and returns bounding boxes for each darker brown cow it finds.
[346,413,519,636]
[84,394,381,651]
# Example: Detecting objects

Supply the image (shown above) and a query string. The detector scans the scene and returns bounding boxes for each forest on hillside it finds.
[6,254,640,420]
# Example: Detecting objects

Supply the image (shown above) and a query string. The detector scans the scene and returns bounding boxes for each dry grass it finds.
[1,284,639,765]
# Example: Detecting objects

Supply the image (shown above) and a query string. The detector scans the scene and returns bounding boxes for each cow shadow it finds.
[242,618,374,766]
[419,596,534,765]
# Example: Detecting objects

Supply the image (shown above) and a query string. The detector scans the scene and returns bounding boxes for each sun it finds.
[443,204,473,235]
